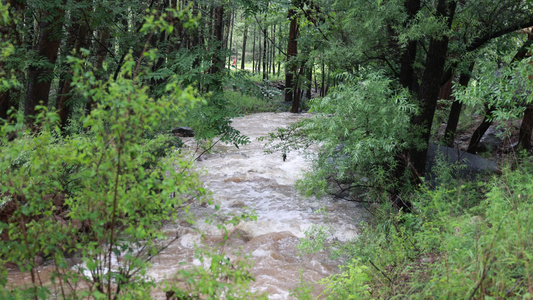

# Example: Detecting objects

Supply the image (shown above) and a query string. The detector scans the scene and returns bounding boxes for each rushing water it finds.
[6,112,368,299]
[149,112,368,299]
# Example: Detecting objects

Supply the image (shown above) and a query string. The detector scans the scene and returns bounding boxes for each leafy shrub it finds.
[0,50,205,298]
[165,250,266,300]
[184,90,250,148]
[316,158,533,299]
[225,90,281,114]
[261,71,419,199]
[0,52,258,300]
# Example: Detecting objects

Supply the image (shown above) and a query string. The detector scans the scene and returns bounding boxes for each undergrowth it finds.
[296,156,533,299]
[225,90,281,114]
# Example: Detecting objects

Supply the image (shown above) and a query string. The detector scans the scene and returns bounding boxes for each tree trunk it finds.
[444,62,475,146]
[399,0,421,92]
[0,91,17,121]
[272,24,276,76]
[256,31,263,73]
[241,22,248,70]
[408,0,456,178]
[519,106,533,151]
[208,5,224,92]
[252,26,256,72]
[57,10,90,129]
[391,0,421,193]
[86,29,111,114]
[320,61,325,97]
[467,106,495,153]
[286,8,299,109]
[223,8,232,68]
[24,1,66,126]
[278,23,282,75]
[466,34,533,153]
[227,10,234,69]
[306,64,312,100]
[262,18,268,80]
[518,32,533,151]
[291,63,306,113]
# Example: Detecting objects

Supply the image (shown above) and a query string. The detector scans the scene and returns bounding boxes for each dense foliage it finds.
[2,0,533,298]
[297,72,419,198]
[0,4,260,298]
[294,158,533,299]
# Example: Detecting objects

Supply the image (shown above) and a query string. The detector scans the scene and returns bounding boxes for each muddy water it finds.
[148,112,367,299]
[5,112,367,299]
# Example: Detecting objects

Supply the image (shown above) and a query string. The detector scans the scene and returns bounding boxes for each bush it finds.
[315,159,533,299]
[261,71,419,200]
[0,7,260,299]
[0,54,259,300]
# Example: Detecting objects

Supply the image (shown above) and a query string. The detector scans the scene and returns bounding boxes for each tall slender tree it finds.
[56,1,91,129]
[24,0,66,126]
[241,21,248,69]
[285,7,298,110]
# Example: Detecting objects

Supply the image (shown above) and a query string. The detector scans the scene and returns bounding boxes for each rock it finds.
[478,125,505,152]
[171,127,195,137]
[457,134,470,142]
[33,255,44,267]
[227,228,253,244]
[425,144,500,187]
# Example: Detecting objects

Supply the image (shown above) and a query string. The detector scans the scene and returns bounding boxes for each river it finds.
[148,112,367,299]
[6,112,367,299]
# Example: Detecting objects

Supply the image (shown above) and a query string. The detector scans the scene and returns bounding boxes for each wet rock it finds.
[171,127,195,137]
[224,176,248,183]
[227,228,253,244]
[269,251,284,261]
[425,144,500,187]
[457,134,471,142]
[245,231,298,250]
[478,125,505,152]
[229,201,246,208]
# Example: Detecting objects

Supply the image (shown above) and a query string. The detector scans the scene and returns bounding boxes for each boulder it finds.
[171,127,195,137]
[425,144,500,187]
[478,125,505,152]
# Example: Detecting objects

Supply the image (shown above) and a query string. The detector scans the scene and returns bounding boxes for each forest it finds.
[1,0,533,298]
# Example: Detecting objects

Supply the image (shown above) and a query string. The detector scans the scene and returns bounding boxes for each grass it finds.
[224,67,289,114]
[225,89,287,114]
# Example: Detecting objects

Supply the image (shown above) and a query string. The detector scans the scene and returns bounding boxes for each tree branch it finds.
[253,16,287,56]
[466,19,533,52]
[295,5,330,42]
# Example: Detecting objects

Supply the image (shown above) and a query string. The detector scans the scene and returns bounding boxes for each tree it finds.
[24,0,66,127]
[443,62,475,147]
[56,0,91,129]
[285,7,299,109]
[336,0,533,180]
[0,5,259,298]
[265,0,533,204]
[0,0,24,121]
[241,20,248,69]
